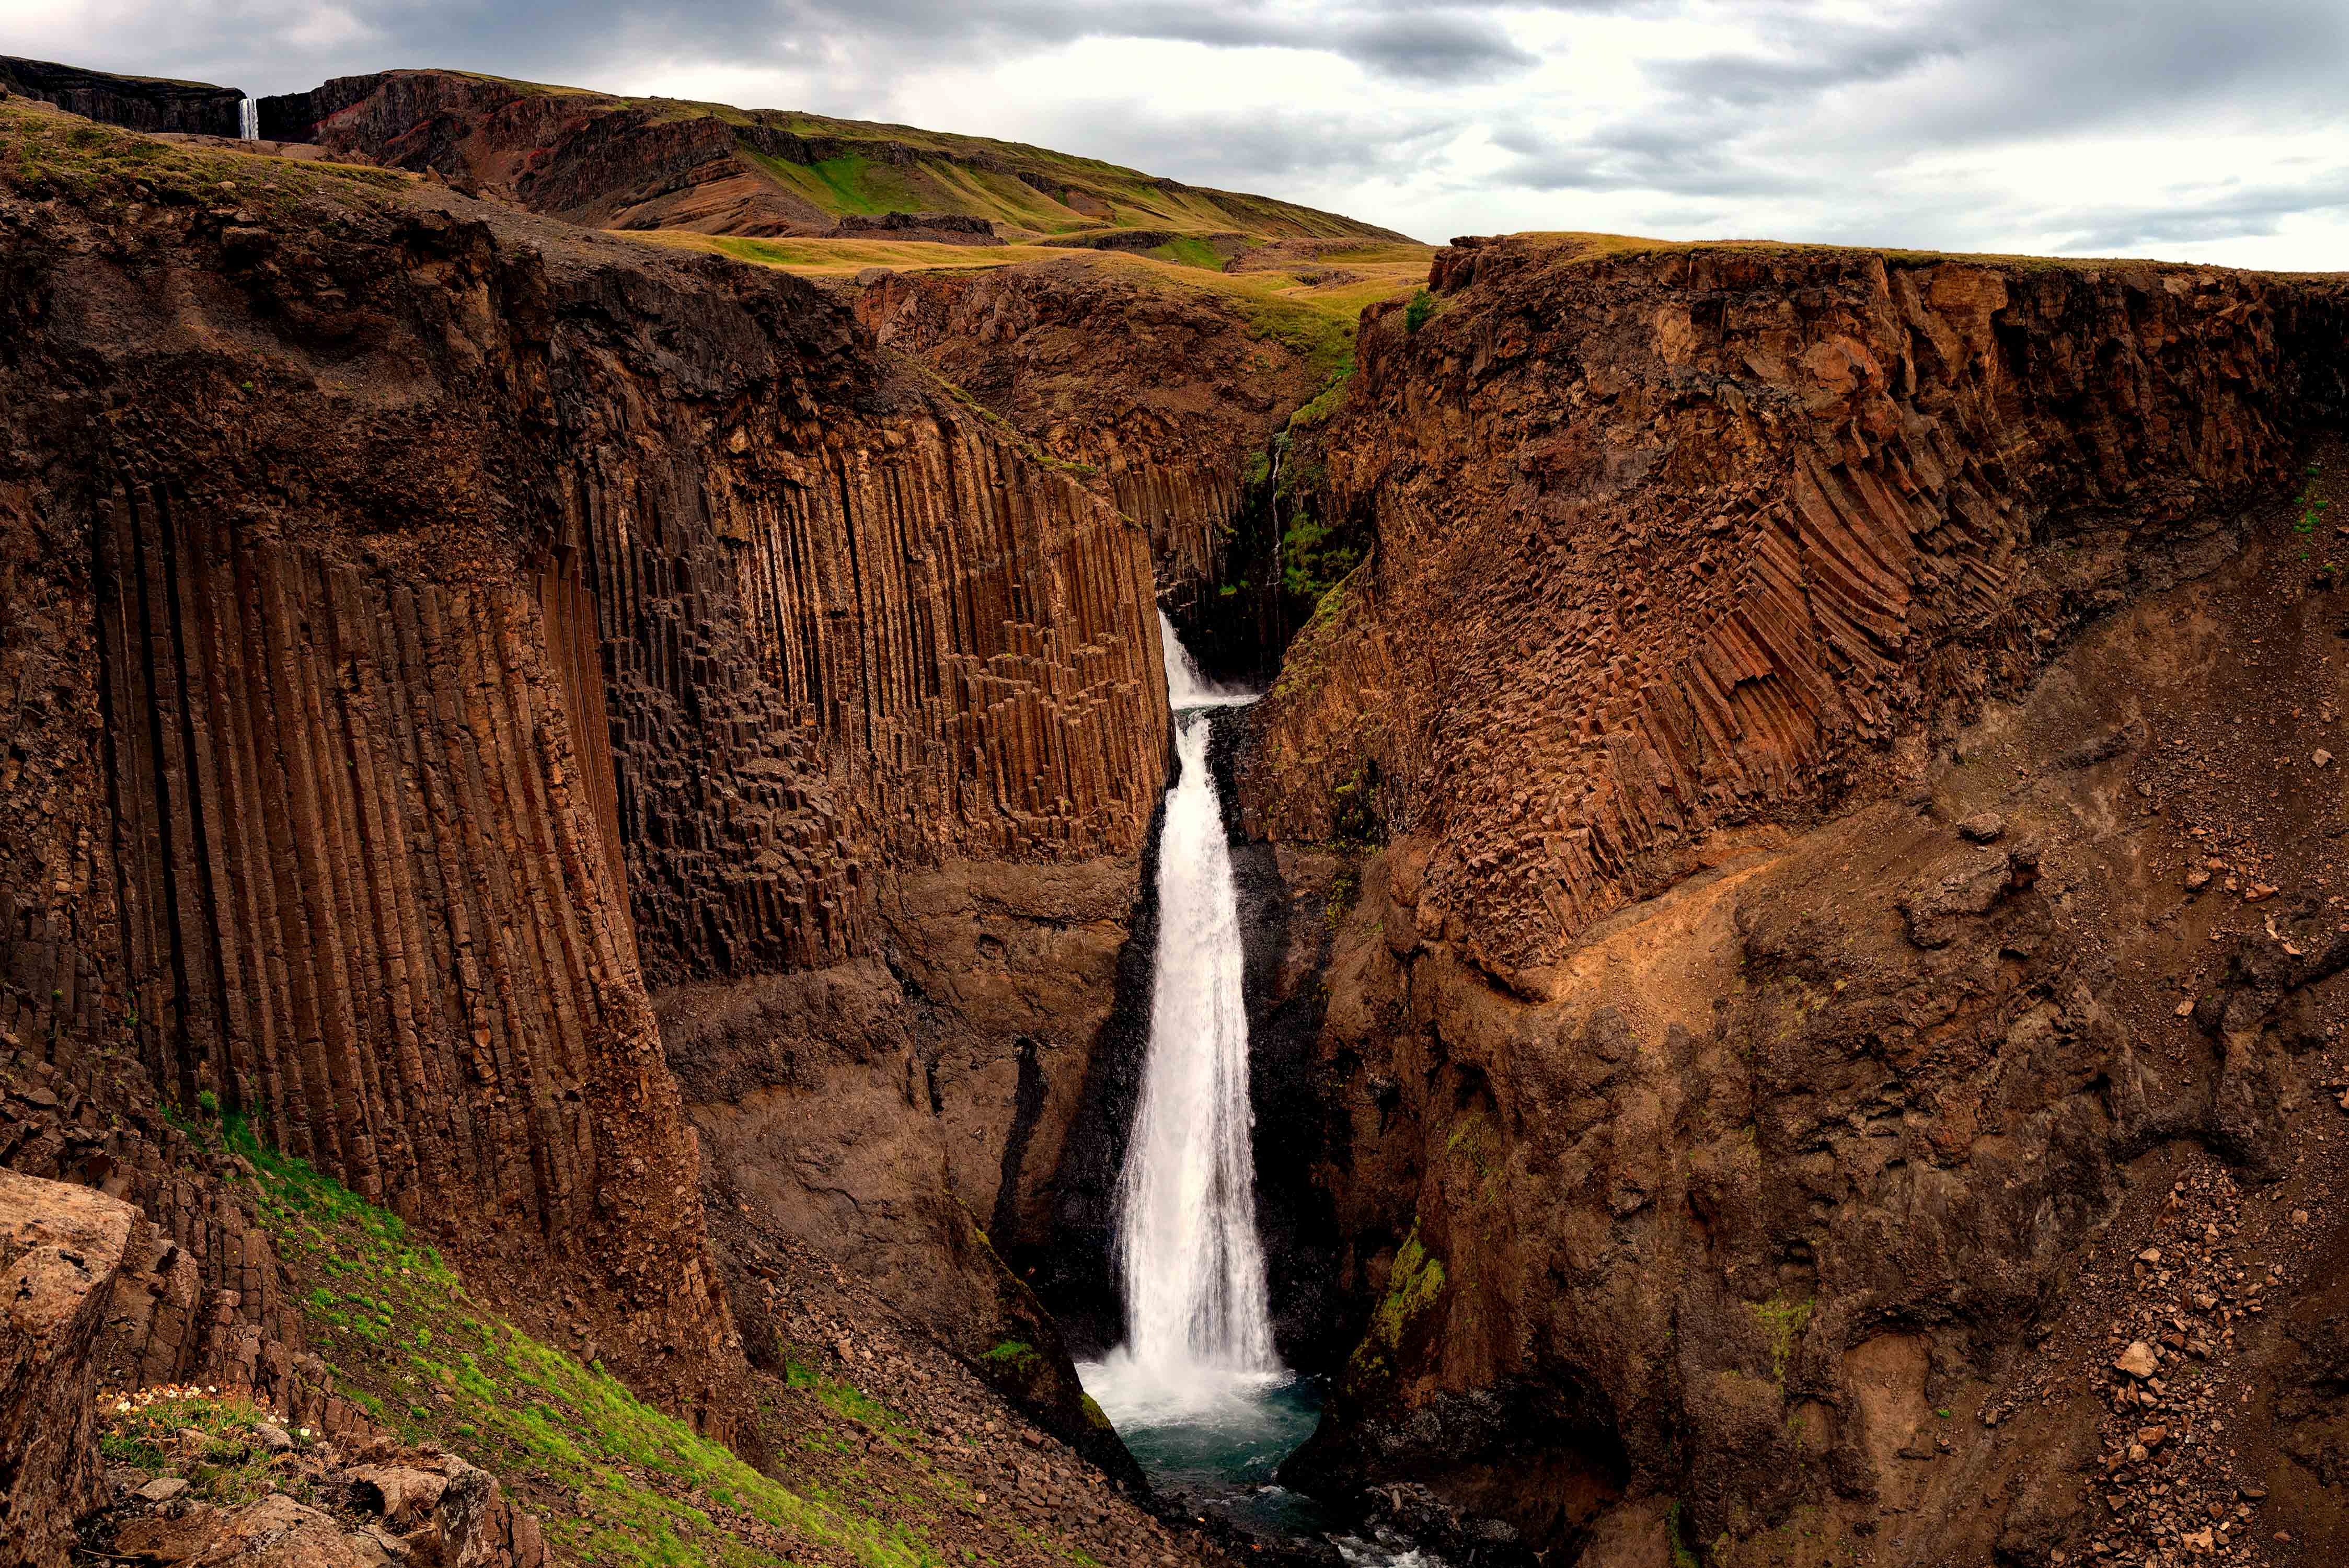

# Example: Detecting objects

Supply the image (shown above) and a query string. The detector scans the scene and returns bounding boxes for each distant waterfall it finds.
[238,97,259,141]
[1085,616,1275,1414]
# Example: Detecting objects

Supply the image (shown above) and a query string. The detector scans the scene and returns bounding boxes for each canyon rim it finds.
[3,41,2349,1568]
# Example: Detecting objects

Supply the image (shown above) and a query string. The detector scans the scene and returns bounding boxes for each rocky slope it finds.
[0,98,1189,1563]
[0,55,244,137]
[254,68,1407,245]
[1239,235,2349,1563]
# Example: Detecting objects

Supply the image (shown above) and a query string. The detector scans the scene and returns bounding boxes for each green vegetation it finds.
[1,99,403,212]
[1404,287,1437,332]
[202,1114,949,1568]
[1366,1227,1447,1351]
[1342,1224,1449,1396]
[99,1387,308,1512]
[1751,1294,1815,1385]
[1666,1500,1702,1568]
[2295,464,2329,535]
[1148,235,1229,270]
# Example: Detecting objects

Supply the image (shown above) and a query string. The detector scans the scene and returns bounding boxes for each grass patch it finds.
[203,1115,950,1567]
[97,1386,310,1512]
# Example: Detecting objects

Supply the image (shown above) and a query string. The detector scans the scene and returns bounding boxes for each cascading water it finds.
[1086,612,1275,1418]
[1108,706,1277,1397]
[1076,617,1442,1564]
[238,97,260,141]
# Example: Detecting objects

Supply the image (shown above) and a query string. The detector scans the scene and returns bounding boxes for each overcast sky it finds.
[7,0,2347,267]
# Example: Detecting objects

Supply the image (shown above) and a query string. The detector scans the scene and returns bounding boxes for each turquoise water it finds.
[1092,1364,1331,1537]
[1077,1359,1442,1564]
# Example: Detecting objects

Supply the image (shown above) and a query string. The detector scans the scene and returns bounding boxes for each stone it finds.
[1958,813,2007,844]
[0,1170,140,1568]
[2315,750,2333,767]
[137,1477,192,1503]
[2114,1342,2160,1379]
[342,1465,448,1528]
[255,1424,296,1454]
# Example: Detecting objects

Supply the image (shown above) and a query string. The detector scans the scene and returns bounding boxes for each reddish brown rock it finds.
[0,1169,137,1568]
[0,103,1165,1446]
[1245,236,2349,991]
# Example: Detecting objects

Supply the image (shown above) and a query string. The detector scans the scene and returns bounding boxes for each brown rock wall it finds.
[1243,237,2349,990]
[854,259,1321,594]
[0,1168,136,1568]
[0,110,1165,1414]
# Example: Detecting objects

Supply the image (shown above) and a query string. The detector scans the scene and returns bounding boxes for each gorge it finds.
[4,59,2349,1568]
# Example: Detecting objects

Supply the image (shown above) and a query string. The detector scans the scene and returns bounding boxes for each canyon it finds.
[5,64,2349,1568]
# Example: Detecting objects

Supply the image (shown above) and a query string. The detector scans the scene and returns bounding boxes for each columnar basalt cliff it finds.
[854,259,1323,603]
[1240,236,2349,1563]
[1247,236,2349,990]
[0,101,1174,1545]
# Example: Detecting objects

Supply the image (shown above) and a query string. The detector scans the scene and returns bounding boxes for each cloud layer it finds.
[7,0,2346,265]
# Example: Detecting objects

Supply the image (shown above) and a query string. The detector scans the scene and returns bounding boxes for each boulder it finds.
[0,1168,139,1568]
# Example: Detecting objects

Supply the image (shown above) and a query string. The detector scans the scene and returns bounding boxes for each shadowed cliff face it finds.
[1238,236,2349,1563]
[0,103,1167,1467]
[855,260,1322,622]
[0,56,244,137]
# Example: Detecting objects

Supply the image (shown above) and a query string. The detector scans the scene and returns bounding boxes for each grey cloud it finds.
[2045,169,2349,253]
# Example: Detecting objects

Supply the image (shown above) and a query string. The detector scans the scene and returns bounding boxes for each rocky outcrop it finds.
[0,99,1165,1471]
[0,56,243,137]
[1247,236,2349,992]
[827,211,1001,245]
[1241,234,2349,1561]
[0,1170,136,1568]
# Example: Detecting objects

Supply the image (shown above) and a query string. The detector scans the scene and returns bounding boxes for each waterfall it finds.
[1157,607,1250,709]
[238,97,259,141]
[1084,616,1276,1419]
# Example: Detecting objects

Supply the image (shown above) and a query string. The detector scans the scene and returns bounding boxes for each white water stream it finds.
[1084,612,1276,1422]
[1076,615,1440,1564]
[238,96,260,141]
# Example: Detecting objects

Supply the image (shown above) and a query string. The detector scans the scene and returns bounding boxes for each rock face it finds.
[0,1170,136,1568]
[1241,235,2349,1560]
[0,56,243,136]
[0,101,1165,1474]
[1247,236,2349,993]
[854,259,1325,657]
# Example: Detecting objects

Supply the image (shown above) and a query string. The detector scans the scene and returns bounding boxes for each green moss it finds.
[220,1117,944,1567]
[1666,1500,1701,1568]
[1404,287,1437,332]
[1751,1294,1815,1385]
[1367,1228,1447,1350]
[1078,1394,1113,1432]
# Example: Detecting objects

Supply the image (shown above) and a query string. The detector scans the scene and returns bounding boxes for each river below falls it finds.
[1077,1358,1442,1566]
